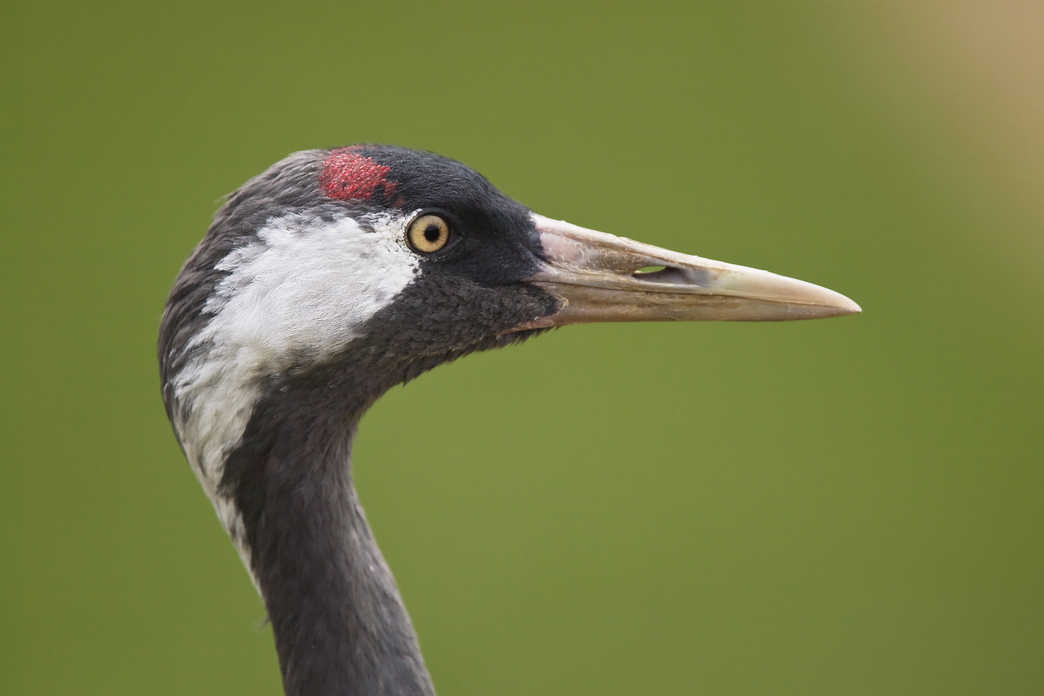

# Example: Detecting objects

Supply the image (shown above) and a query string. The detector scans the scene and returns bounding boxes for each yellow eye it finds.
[406,214,451,253]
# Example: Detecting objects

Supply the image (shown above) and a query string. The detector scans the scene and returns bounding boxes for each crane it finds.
[158,144,859,696]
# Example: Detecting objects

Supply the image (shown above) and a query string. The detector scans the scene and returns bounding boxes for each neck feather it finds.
[220,382,435,696]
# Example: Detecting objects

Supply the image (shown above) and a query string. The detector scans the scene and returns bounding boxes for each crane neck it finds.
[220,376,435,696]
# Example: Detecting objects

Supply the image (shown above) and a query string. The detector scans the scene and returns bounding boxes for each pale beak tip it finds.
[835,294,861,316]
[809,290,860,319]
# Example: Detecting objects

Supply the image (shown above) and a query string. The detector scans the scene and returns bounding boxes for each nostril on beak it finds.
[633,265,667,276]
[631,265,689,284]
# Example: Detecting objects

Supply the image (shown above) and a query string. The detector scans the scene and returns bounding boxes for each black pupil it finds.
[423,224,442,243]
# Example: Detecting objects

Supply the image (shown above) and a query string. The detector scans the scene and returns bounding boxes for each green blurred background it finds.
[5,1,1043,694]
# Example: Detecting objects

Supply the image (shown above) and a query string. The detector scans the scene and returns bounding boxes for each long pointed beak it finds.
[521,214,860,328]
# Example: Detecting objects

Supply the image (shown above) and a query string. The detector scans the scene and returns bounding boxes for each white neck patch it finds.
[168,211,420,576]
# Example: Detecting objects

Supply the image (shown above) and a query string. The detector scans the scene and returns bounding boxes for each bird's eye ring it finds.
[406,214,451,254]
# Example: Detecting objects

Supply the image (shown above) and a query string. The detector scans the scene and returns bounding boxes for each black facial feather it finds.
[346,145,548,287]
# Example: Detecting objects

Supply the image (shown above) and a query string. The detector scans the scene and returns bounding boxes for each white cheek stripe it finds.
[168,211,420,584]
